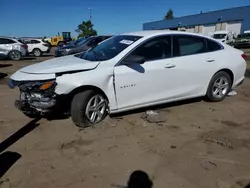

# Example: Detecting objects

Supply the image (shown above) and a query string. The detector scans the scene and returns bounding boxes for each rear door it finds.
[168,34,221,99]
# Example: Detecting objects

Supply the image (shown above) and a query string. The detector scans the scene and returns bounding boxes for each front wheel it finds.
[206,71,232,102]
[71,90,108,128]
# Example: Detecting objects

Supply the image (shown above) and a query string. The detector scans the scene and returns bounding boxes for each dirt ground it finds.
[0,49,250,188]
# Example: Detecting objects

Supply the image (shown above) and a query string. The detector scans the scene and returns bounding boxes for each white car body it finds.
[0,37,27,58]
[23,39,50,54]
[10,31,246,122]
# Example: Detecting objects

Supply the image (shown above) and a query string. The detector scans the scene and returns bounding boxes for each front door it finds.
[114,35,178,110]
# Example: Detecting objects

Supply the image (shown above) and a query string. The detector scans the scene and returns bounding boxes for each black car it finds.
[54,36,111,57]
[234,33,250,48]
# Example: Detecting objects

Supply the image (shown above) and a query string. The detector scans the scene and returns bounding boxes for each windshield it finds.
[213,34,227,39]
[237,33,250,39]
[76,38,89,46]
[80,35,142,61]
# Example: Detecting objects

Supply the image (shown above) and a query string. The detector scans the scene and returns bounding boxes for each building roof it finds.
[143,5,250,31]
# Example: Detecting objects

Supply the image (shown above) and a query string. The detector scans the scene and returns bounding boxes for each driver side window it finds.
[129,36,171,62]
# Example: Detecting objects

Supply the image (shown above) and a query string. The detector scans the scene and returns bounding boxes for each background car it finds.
[234,33,250,49]
[54,35,111,57]
[23,39,51,57]
[0,37,28,60]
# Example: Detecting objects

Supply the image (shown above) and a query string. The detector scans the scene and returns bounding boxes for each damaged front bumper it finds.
[9,79,58,115]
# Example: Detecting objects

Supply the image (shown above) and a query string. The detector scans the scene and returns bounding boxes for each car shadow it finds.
[0,73,8,79]
[22,57,37,61]
[28,54,53,58]
[0,64,12,68]
[110,97,203,118]
[0,118,41,153]
[245,183,250,188]
[0,151,21,179]
[245,68,250,78]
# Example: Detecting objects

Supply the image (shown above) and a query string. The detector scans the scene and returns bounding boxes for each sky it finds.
[1,0,250,38]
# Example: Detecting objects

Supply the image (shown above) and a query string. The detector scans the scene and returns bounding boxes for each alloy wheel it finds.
[85,94,107,123]
[212,77,229,98]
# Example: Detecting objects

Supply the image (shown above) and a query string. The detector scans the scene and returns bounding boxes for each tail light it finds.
[241,53,247,61]
[43,43,49,47]
[21,44,28,49]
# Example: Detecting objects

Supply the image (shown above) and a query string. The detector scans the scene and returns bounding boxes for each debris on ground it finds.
[205,138,235,149]
[141,110,167,124]
[0,178,11,188]
[201,161,218,171]
[227,90,237,97]
[145,110,159,116]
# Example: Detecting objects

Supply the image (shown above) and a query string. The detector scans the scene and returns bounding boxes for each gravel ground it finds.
[0,49,250,188]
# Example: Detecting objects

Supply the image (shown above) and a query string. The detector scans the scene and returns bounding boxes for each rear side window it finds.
[31,40,40,44]
[0,38,16,44]
[173,35,206,56]
[206,39,222,52]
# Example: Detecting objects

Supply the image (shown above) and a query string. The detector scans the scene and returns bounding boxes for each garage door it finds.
[203,24,216,36]
[186,27,195,33]
[227,21,242,35]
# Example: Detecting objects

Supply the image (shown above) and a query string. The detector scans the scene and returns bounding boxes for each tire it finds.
[33,48,42,57]
[9,50,21,60]
[71,90,108,128]
[57,42,64,47]
[206,71,232,102]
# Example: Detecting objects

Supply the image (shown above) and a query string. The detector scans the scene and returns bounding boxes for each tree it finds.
[75,20,97,38]
[164,9,174,20]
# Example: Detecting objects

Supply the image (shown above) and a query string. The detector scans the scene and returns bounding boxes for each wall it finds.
[143,6,250,33]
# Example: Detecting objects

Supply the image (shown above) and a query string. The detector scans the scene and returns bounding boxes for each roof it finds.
[143,5,250,31]
[122,30,207,38]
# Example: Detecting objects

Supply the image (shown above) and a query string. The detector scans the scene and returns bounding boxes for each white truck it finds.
[211,30,236,45]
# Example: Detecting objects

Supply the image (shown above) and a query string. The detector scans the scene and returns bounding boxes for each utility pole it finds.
[89,7,92,22]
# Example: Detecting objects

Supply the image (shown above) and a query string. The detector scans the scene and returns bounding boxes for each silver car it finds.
[0,37,28,60]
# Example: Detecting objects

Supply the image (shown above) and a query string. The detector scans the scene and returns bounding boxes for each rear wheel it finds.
[33,49,42,57]
[206,71,232,102]
[9,50,21,60]
[71,90,108,128]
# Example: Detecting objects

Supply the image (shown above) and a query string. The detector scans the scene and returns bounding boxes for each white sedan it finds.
[9,31,247,127]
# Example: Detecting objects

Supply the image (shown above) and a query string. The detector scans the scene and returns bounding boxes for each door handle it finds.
[165,64,176,68]
[207,59,215,62]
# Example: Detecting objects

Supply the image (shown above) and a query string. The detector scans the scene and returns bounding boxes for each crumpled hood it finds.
[19,55,100,74]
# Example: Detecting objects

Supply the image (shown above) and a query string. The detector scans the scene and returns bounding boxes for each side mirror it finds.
[123,55,145,65]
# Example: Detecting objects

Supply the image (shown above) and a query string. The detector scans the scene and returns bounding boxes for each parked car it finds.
[234,33,250,48]
[9,31,246,127]
[211,30,235,45]
[23,39,50,56]
[0,37,28,60]
[54,36,111,57]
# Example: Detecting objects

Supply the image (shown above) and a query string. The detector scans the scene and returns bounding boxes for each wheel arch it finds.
[215,68,234,83]
[69,85,109,102]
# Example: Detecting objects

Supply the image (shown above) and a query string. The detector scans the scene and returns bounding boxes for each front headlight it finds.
[65,49,71,52]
